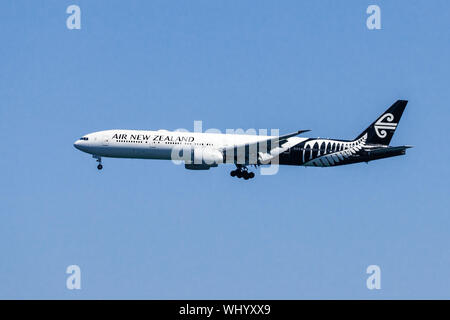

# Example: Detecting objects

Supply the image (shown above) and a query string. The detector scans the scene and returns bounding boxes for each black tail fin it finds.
[356,100,408,145]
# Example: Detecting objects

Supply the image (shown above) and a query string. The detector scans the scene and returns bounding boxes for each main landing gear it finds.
[230,166,255,180]
[93,155,103,170]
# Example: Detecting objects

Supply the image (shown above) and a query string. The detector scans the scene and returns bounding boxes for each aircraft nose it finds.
[74,140,81,150]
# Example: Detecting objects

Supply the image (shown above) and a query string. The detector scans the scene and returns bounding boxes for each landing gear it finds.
[93,155,103,170]
[230,166,255,180]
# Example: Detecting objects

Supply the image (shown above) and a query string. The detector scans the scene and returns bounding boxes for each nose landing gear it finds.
[93,155,103,170]
[230,166,255,180]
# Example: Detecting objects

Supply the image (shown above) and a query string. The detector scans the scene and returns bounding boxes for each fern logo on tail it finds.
[374,113,397,138]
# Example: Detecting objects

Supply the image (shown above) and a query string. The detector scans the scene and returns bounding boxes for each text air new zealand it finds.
[74,100,412,180]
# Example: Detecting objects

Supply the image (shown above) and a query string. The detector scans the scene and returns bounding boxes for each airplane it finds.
[74,100,411,180]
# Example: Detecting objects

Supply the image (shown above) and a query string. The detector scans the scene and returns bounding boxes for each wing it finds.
[226,130,310,151]
[222,130,310,164]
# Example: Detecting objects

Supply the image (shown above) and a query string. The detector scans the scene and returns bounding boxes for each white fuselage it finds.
[73,100,410,176]
[73,129,306,163]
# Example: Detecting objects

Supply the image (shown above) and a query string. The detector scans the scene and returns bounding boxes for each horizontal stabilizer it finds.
[367,145,412,157]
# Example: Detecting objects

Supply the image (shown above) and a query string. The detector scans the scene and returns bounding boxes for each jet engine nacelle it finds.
[184,148,223,169]
[184,164,212,170]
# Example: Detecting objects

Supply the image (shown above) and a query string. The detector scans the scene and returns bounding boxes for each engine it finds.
[184,148,223,170]
[184,164,213,170]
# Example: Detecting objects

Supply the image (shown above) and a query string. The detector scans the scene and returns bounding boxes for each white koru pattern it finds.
[374,113,397,138]
[303,133,368,167]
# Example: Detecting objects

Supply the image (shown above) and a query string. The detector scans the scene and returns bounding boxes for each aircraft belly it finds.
[93,146,172,160]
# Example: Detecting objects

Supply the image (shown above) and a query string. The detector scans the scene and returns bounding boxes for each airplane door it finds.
[102,135,109,146]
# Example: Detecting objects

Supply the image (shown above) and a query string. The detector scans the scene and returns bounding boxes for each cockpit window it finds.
[80,137,89,141]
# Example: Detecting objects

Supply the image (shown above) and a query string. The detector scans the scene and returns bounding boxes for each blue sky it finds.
[0,0,449,299]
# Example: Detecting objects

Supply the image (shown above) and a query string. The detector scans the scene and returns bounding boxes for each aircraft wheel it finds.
[97,164,103,170]
[243,171,250,180]
[230,170,237,177]
[249,172,255,179]
[236,171,243,178]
